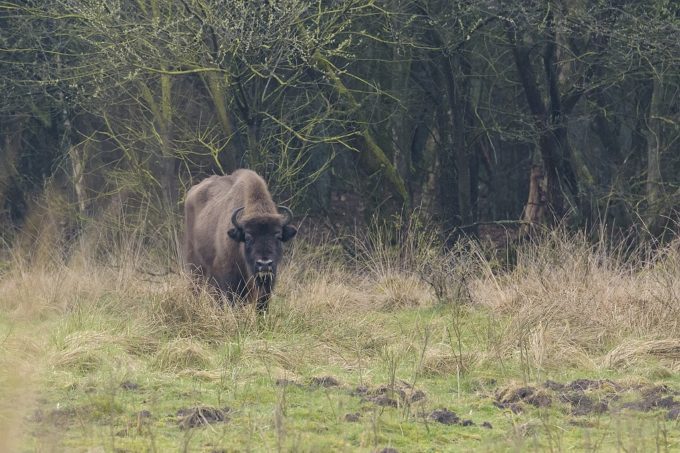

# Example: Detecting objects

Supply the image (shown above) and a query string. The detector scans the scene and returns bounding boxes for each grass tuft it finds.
[153,337,214,372]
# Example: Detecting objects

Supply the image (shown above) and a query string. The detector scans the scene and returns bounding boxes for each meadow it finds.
[1,222,680,452]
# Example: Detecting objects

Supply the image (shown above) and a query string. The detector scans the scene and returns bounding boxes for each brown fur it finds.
[183,169,296,310]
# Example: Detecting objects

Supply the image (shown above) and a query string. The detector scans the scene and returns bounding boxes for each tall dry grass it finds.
[3,217,680,369]
[3,216,680,362]
[473,229,680,372]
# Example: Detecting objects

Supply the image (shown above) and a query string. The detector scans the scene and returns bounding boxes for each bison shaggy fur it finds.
[183,169,297,310]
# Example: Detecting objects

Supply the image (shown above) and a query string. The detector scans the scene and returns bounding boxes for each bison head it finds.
[227,206,297,287]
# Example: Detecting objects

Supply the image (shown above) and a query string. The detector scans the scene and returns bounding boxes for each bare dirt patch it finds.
[620,385,680,419]
[668,407,680,420]
[120,380,139,391]
[565,379,621,392]
[494,379,680,419]
[428,408,486,428]
[29,407,80,428]
[353,382,427,408]
[495,386,552,410]
[176,406,230,429]
[350,381,494,427]
[345,412,361,422]
[559,391,609,416]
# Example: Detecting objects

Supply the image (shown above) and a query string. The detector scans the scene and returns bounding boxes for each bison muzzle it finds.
[183,169,297,311]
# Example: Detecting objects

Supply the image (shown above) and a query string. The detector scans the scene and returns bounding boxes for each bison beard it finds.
[183,169,297,311]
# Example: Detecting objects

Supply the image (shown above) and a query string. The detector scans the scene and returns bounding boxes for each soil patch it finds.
[495,379,680,418]
[371,394,399,407]
[559,392,609,416]
[493,401,523,414]
[494,385,550,413]
[430,408,459,425]
[410,390,427,402]
[137,410,152,419]
[428,408,482,427]
[565,379,620,392]
[120,381,139,391]
[29,407,80,428]
[496,386,552,408]
[620,385,680,419]
[354,382,427,408]
[345,412,361,422]
[668,407,680,420]
[176,406,230,429]
[543,380,564,391]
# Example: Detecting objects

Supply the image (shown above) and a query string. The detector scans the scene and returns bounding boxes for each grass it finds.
[2,223,680,452]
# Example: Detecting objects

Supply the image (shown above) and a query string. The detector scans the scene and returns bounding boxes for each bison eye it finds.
[244,234,253,244]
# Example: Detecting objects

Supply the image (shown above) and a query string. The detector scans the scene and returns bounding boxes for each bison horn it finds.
[231,207,245,229]
[277,206,293,225]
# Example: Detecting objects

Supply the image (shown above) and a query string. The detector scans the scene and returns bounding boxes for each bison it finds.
[183,169,297,311]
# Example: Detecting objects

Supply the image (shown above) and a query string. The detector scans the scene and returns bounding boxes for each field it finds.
[1,225,680,452]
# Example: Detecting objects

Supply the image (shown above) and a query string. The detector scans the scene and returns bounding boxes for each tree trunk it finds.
[521,163,547,231]
[204,72,238,173]
[0,121,22,222]
[313,51,410,205]
[159,77,177,211]
[452,59,473,226]
[508,17,583,224]
[645,75,665,235]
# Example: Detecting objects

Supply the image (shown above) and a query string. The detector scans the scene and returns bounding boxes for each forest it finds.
[2,1,680,452]
[1,0,678,245]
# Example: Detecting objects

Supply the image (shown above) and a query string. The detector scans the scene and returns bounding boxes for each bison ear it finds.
[281,225,297,242]
[228,227,245,242]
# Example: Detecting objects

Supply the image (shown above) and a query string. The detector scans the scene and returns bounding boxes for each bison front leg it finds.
[209,277,247,308]
[256,294,271,312]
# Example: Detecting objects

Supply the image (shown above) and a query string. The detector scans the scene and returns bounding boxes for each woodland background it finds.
[1,0,679,249]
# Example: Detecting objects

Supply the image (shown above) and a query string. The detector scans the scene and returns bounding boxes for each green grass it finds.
[2,230,680,452]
